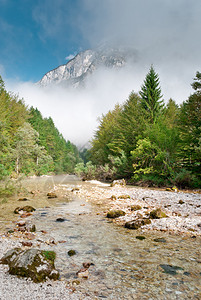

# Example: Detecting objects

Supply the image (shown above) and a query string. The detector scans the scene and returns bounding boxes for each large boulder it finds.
[0,248,59,283]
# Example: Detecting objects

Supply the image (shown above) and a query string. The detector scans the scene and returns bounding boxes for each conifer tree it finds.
[139,65,164,123]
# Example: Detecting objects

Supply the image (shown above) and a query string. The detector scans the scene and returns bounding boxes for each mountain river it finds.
[23,175,201,299]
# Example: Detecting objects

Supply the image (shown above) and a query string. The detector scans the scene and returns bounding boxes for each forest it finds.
[0,75,80,184]
[0,66,201,191]
[77,67,201,189]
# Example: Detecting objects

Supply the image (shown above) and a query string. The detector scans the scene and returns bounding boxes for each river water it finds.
[24,175,201,299]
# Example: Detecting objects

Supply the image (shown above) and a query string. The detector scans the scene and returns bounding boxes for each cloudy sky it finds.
[1,0,201,145]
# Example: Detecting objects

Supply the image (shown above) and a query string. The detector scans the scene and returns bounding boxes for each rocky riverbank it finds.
[77,180,201,236]
[0,176,201,299]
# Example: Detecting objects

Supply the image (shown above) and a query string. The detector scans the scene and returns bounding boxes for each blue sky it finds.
[1,0,201,84]
[0,0,89,81]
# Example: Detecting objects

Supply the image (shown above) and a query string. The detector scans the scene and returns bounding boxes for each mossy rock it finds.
[131,205,142,211]
[125,218,151,230]
[0,248,59,283]
[42,250,56,261]
[118,195,130,199]
[107,210,126,219]
[110,195,117,200]
[149,208,167,219]
[68,250,76,257]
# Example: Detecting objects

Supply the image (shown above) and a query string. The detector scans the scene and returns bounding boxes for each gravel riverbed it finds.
[0,178,200,299]
[78,181,201,236]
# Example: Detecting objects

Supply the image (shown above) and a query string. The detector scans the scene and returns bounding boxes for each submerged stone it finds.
[136,236,146,240]
[153,238,167,243]
[160,264,184,275]
[56,218,66,222]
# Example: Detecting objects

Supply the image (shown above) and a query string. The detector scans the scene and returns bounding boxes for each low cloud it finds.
[65,53,77,61]
[6,59,194,147]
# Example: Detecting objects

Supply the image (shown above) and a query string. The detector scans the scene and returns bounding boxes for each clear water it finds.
[26,175,201,299]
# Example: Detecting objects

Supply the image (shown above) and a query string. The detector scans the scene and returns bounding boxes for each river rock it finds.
[47,192,57,199]
[159,264,184,275]
[110,179,126,187]
[153,238,167,243]
[56,218,66,222]
[107,210,126,218]
[14,206,35,214]
[149,208,167,219]
[0,248,59,282]
[131,205,142,211]
[136,236,146,240]
[21,241,33,247]
[179,200,185,204]
[125,218,151,229]
[76,268,89,279]
[18,197,29,201]
[68,250,76,256]
[118,195,130,199]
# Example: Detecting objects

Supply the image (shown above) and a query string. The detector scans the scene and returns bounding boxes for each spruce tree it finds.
[139,65,164,123]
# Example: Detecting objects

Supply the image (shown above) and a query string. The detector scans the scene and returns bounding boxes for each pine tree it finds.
[139,65,164,123]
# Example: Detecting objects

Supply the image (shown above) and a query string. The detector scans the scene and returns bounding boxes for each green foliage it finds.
[29,107,79,174]
[0,75,80,179]
[90,104,122,165]
[139,65,164,123]
[178,78,201,179]
[89,67,201,188]
[172,169,196,189]
[74,162,85,178]
[42,251,56,262]
[191,71,201,91]
[74,161,96,180]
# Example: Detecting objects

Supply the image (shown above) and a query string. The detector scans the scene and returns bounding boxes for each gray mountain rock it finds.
[38,47,137,88]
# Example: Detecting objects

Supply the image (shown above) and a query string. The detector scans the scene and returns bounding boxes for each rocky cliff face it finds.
[38,47,136,88]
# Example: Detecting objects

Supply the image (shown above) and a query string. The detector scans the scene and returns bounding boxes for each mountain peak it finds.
[38,46,137,88]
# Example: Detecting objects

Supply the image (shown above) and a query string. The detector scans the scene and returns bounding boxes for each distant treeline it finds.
[77,66,201,188]
[0,75,80,178]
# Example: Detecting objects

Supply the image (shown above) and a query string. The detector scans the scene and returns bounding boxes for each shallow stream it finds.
[25,175,201,299]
